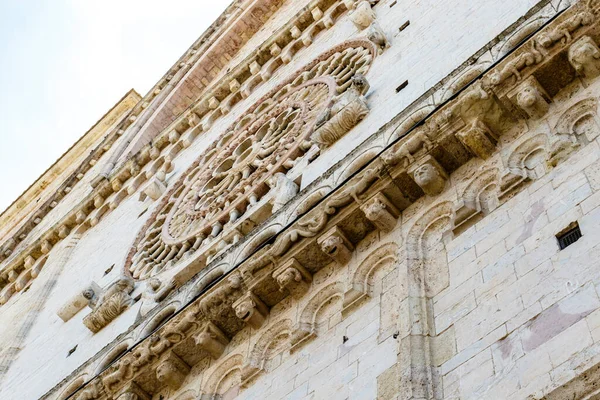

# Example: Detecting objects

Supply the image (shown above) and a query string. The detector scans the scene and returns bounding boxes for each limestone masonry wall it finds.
[4,0,600,399]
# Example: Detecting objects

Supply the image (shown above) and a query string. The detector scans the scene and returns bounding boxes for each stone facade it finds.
[2,0,600,399]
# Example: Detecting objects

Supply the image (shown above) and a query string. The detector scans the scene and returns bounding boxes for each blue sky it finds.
[0,0,227,212]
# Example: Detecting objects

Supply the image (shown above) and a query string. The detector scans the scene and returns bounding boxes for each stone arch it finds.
[440,62,491,102]
[185,265,225,302]
[402,201,455,398]
[343,242,399,312]
[407,201,455,263]
[554,98,600,144]
[203,354,244,399]
[290,282,344,351]
[299,281,344,331]
[174,389,198,400]
[235,224,282,263]
[506,133,549,180]
[139,301,180,339]
[57,373,88,400]
[95,339,133,374]
[387,105,435,144]
[495,17,549,59]
[461,167,500,214]
[288,185,331,218]
[336,148,381,184]
[242,319,293,385]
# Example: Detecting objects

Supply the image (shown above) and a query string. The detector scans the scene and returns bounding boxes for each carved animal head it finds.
[351,73,370,95]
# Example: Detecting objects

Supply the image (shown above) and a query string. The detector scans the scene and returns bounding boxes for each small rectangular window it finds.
[557,222,582,250]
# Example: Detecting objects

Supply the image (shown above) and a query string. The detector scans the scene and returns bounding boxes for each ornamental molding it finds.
[0,0,375,307]
[46,1,600,398]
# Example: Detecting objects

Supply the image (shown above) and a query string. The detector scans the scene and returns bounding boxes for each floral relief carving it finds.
[125,41,377,281]
[83,278,135,334]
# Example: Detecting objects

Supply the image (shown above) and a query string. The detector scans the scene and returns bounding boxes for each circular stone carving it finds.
[164,78,335,244]
[126,41,377,280]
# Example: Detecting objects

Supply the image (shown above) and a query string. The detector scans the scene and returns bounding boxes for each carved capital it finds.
[317,226,354,265]
[456,120,498,160]
[156,351,191,391]
[232,292,269,329]
[273,258,312,297]
[360,192,400,232]
[194,321,230,359]
[408,156,448,196]
[569,35,600,79]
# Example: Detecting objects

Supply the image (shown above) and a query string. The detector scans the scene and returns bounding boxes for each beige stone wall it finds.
[4,0,599,399]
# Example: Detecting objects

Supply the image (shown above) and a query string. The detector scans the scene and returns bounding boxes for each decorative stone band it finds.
[57,1,600,398]
[0,0,376,307]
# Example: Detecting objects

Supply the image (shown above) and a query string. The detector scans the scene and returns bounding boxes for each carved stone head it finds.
[351,73,370,95]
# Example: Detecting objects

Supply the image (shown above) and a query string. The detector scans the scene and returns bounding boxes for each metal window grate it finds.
[557,224,582,250]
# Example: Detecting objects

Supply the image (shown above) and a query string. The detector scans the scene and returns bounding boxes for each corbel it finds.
[456,119,499,160]
[317,226,354,265]
[232,292,269,329]
[349,0,376,30]
[115,382,151,400]
[509,76,550,119]
[272,258,312,298]
[569,35,600,80]
[156,351,191,391]
[194,321,230,359]
[360,192,399,232]
[408,155,448,196]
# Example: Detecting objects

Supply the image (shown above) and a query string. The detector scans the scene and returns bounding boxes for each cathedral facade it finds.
[2,0,600,399]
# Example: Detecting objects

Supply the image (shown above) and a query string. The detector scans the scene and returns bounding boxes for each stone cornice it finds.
[0,0,356,304]
[47,0,599,398]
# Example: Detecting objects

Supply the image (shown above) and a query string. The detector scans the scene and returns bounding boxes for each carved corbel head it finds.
[317,226,354,265]
[569,35,600,79]
[408,156,448,196]
[273,258,313,297]
[233,292,269,329]
[360,192,400,232]
[194,321,230,359]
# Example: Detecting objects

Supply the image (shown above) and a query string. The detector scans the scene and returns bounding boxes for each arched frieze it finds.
[241,318,293,386]
[124,40,378,284]
[202,353,244,399]
[173,389,198,400]
[505,133,550,180]
[385,104,435,145]
[439,62,492,103]
[493,16,551,60]
[290,281,344,352]
[334,147,383,185]
[454,167,501,235]
[343,242,398,313]
[184,265,226,303]
[58,374,89,400]
[95,339,134,375]
[554,97,600,144]
[138,301,181,340]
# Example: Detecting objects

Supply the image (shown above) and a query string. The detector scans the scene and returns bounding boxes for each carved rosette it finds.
[125,42,377,281]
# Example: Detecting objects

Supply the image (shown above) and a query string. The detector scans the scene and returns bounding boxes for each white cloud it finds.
[0,0,227,212]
